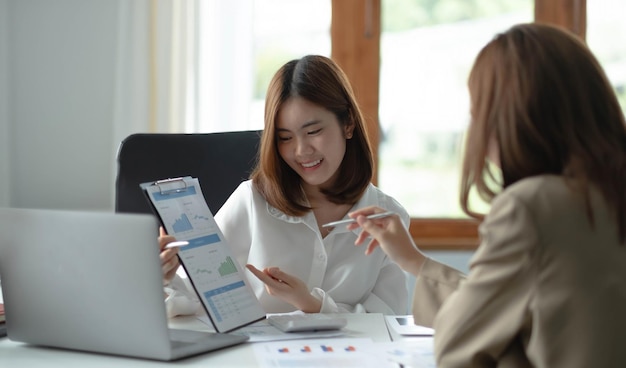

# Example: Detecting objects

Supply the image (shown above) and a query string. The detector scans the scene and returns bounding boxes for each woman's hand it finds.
[347,206,426,276]
[158,227,180,285]
[245,264,322,313]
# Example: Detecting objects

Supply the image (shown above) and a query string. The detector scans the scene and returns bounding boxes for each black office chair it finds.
[115,130,262,215]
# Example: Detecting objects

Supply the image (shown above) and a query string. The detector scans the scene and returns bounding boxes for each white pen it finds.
[164,240,189,249]
[322,211,396,228]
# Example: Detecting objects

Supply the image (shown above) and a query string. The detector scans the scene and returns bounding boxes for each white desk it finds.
[0,313,393,367]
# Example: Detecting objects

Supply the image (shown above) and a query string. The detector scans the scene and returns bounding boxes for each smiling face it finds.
[276,96,354,195]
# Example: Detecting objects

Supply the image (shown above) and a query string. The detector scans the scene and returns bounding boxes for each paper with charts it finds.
[141,176,265,332]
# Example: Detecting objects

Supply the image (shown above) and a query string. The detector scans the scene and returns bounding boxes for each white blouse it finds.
[215,180,409,314]
[165,180,410,316]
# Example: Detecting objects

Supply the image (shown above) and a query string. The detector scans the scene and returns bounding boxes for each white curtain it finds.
[112,0,150,147]
[110,0,197,209]
[112,0,197,143]
[151,0,198,133]
[194,0,255,133]
[112,0,257,142]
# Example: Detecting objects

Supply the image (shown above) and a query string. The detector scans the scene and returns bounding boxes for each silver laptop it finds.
[0,208,248,361]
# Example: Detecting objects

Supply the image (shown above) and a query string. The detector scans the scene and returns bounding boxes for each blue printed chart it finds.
[154,192,216,236]
[172,213,193,233]
[170,212,213,233]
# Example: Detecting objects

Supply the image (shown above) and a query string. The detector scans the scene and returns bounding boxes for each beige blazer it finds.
[412,175,626,367]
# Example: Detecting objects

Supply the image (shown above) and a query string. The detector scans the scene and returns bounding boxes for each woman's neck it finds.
[307,196,352,238]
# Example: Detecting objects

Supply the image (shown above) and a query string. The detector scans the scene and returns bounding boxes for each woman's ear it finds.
[344,123,355,139]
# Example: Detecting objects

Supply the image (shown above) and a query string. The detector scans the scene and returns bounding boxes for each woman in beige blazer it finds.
[349,23,626,367]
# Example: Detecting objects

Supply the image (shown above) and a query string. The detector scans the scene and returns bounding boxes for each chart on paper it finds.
[204,281,263,323]
[152,191,216,236]
[179,245,241,288]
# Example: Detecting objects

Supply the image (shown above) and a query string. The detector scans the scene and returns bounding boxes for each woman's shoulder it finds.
[218,179,276,223]
[220,179,265,211]
[500,175,574,206]
[364,183,410,223]
[494,175,589,223]
[227,179,254,199]
[364,183,402,208]
[506,174,565,193]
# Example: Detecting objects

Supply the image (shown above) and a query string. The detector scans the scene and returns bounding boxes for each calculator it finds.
[267,314,347,332]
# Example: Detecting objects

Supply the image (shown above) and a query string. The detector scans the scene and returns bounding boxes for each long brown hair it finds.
[461,23,626,242]
[251,55,373,216]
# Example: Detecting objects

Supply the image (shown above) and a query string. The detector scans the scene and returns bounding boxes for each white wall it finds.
[2,0,121,210]
[0,0,10,207]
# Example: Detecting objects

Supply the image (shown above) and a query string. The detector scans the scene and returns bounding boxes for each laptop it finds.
[0,208,248,361]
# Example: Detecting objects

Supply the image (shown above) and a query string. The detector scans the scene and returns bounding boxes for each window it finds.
[333,0,595,249]
[188,0,591,249]
[586,0,626,113]
[378,0,533,218]
[193,0,331,133]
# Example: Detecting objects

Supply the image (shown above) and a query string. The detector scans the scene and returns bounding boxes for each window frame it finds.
[330,0,586,250]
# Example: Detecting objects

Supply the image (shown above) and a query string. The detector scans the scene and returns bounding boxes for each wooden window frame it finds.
[330,0,586,250]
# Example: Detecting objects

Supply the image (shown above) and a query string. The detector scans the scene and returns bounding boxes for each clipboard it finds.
[140,177,265,333]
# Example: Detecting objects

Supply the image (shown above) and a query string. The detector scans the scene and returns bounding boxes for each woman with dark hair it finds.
[161,55,410,315]
[349,23,626,366]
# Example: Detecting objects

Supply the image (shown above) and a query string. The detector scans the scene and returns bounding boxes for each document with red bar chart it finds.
[141,177,265,332]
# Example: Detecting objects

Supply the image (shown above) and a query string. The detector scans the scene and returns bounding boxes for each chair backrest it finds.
[115,130,261,215]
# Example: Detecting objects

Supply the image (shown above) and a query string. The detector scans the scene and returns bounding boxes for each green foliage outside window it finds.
[382,0,530,31]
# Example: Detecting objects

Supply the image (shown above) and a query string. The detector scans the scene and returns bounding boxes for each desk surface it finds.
[0,313,397,367]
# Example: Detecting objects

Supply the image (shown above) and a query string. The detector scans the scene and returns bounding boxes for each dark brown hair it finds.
[461,23,626,241]
[251,55,373,216]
